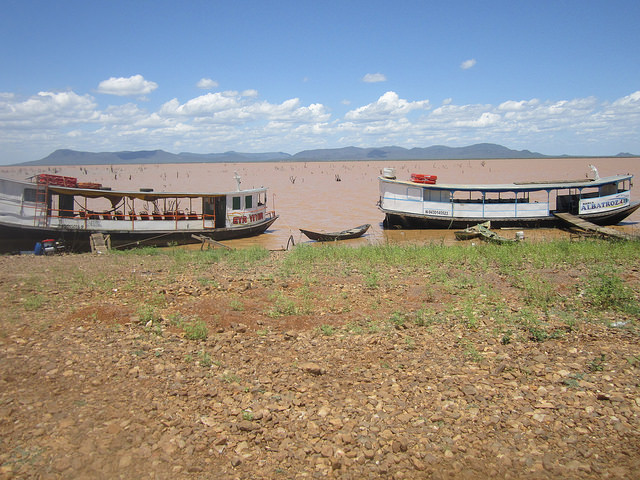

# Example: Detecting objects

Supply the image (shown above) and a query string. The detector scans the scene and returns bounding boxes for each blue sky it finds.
[1,0,639,164]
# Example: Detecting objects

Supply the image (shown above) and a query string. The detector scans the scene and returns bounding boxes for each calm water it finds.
[2,158,638,250]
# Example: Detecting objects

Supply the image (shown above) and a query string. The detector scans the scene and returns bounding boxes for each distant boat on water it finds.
[0,172,278,252]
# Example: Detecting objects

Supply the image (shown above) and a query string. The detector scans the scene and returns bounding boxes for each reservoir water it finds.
[2,157,638,250]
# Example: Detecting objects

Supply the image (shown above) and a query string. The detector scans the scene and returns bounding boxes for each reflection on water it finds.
[2,157,638,250]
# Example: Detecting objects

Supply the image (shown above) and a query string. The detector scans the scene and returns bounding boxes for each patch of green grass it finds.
[364,270,380,289]
[229,298,244,311]
[413,307,437,327]
[226,246,270,269]
[345,321,364,334]
[182,318,208,340]
[197,277,219,288]
[319,324,335,336]
[520,275,557,310]
[266,292,298,317]
[23,294,46,311]
[388,311,406,328]
[198,349,212,368]
[136,304,159,324]
[582,270,639,314]
[460,298,480,330]
[588,354,606,372]
[242,410,254,421]
[458,339,482,362]
[562,373,584,389]
[222,372,241,384]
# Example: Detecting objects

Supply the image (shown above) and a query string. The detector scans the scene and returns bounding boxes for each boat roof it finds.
[1,176,267,201]
[380,173,633,192]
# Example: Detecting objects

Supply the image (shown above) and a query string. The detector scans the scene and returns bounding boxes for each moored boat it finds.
[300,224,371,242]
[379,166,640,229]
[0,173,278,252]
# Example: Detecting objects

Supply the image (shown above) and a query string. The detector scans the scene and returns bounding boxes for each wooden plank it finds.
[191,234,232,250]
[553,213,636,240]
[90,233,111,253]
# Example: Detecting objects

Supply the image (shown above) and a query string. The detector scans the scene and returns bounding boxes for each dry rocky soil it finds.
[1,248,639,479]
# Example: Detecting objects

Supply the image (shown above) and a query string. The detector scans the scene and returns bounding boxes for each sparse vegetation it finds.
[2,237,640,478]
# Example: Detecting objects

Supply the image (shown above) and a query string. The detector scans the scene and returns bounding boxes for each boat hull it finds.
[0,215,279,253]
[382,201,640,230]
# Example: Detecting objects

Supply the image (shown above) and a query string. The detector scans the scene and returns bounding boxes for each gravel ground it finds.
[1,250,639,479]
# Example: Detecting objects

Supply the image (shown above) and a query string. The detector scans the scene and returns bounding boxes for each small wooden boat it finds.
[475,224,518,244]
[300,224,370,242]
[455,221,490,240]
[455,221,517,244]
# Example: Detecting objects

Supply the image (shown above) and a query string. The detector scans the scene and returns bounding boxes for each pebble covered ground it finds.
[1,249,639,479]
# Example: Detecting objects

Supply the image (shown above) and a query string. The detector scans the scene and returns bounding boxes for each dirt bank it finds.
[1,246,639,479]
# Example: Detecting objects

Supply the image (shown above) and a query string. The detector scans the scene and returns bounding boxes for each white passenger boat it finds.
[379,166,639,229]
[0,172,278,251]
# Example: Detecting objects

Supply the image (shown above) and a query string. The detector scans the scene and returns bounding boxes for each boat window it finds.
[423,189,448,202]
[451,190,484,203]
[245,195,253,209]
[23,188,38,202]
[232,196,241,210]
[581,186,602,199]
[485,191,516,203]
[599,183,617,196]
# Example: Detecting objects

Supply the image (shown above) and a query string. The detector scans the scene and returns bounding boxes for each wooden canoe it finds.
[300,224,371,242]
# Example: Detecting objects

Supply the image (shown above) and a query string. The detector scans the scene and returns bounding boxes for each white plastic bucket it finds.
[382,167,396,179]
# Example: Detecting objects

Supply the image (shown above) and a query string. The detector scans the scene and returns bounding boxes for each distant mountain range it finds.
[14,143,638,166]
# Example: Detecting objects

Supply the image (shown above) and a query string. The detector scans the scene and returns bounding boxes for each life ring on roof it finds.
[410,173,437,184]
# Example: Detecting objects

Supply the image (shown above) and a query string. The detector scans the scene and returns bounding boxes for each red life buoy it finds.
[410,173,437,184]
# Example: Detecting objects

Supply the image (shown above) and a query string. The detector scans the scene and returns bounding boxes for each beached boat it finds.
[454,221,491,241]
[379,166,640,229]
[455,222,517,244]
[0,173,278,251]
[300,224,370,242]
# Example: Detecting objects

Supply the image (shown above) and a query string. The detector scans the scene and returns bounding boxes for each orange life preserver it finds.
[410,173,437,184]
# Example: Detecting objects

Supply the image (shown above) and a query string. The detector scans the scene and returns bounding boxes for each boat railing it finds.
[451,198,531,204]
[27,198,276,231]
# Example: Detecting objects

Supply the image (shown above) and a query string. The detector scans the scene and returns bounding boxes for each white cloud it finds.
[160,92,241,117]
[1,84,640,163]
[610,90,640,109]
[0,91,97,128]
[362,73,387,83]
[97,75,158,96]
[197,78,219,89]
[454,112,501,127]
[345,91,431,122]
[460,59,477,70]
[498,99,539,111]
